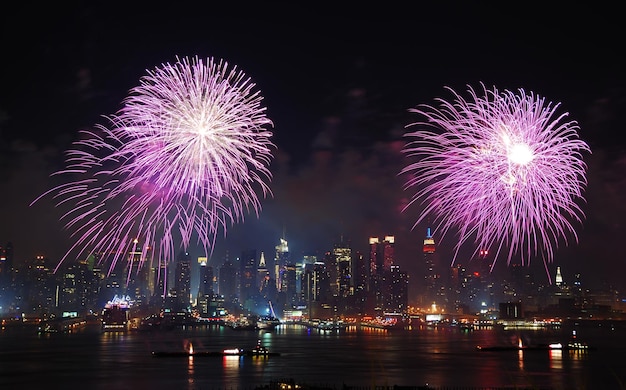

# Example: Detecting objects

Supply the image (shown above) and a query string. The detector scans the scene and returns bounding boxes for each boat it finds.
[101,295,131,331]
[477,328,595,352]
[477,337,594,351]
[152,345,280,358]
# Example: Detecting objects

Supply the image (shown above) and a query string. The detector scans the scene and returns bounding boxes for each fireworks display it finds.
[401,84,590,272]
[34,56,274,276]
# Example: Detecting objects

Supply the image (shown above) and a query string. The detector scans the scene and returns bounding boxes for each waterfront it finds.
[1,320,625,389]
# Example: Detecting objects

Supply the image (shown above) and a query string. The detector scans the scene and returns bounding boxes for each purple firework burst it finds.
[34,56,274,277]
[401,84,590,273]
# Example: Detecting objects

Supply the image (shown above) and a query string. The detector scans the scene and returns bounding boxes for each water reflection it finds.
[549,349,563,370]
[2,321,625,389]
[187,355,195,389]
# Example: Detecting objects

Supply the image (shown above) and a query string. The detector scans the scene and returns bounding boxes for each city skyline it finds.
[1,3,625,295]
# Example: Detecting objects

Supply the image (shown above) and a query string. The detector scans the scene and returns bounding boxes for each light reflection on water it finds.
[0,321,625,389]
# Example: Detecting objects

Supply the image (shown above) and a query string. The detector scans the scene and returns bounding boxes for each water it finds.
[1,321,625,389]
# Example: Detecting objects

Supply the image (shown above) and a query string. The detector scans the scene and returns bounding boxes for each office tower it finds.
[24,255,55,316]
[353,250,367,294]
[382,236,395,272]
[298,255,317,306]
[302,261,330,319]
[423,227,439,307]
[151,261,167,308]
[324,250,338,298]
[197,256,214,316]
[239,249,257,305]
[173,251,191,311]
[282,262,297,305]
[388,264,408,313]
[125,242,151,307]
[274,236,289,292]
[334,238,352,298]
[0,242,15,311]
[84,254,103,309]
[57,260,92,315]
[198,257,213,295]
[368,236,395,313]
[219,254,237,305]
[0,243,10,283]
[352,250,368,314]
[368,237,379,284]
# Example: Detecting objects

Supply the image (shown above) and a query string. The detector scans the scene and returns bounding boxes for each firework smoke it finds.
[401,84,590,274]
[34,56,274,276]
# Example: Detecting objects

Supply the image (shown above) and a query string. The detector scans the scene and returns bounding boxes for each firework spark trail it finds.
[401,84,590,274]
[33,56,274,279]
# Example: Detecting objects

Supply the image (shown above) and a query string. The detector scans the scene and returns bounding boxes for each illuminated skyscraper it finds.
[125,240,151,306]
[257,251,269,287]
[334,239,353,299]
[423,228,435,254]
[368,236,395,313]
[196,256,214,316]
[274,235,289,292]
[555,266,564,287]
[173,251,191,310]
[382,236,395,272]
[198,256,213,296]
[302,261,330,319]
[388,264,408,313]
[423,227,439,306]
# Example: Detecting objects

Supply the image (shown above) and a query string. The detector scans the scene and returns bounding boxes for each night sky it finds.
[1,2,625,299]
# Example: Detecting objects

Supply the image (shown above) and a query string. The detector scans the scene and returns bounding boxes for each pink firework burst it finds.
[401,84,590,274]
[34,56,274,277]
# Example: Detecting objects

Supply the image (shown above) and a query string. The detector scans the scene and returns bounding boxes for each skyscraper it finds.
[274,236,289,292]
[239,249,258,305]
[219,253,237,305]
[334,239,353,299]
[173,251,191,311]
[198,256,213,296]
[196,256,214,316]
[368,236,395,313]
[423,227,439,307]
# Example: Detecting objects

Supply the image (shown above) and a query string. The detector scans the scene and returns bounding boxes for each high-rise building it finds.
[240,249,258,305]
[282,263,298,307]
[382,236,395,273]
[257,251,269,285]
[302,261,331,319]
[274,236,289,292]
[423,227,439,307]
[0,242,15,311]
[219,253,237,305]
[368,236,396,314]
[388,264,408,313]
[198,256,213,296]
[334,239,353,299]
[173,251,191,311]
[197,256,215,316]
[555,266,564,287]
[369,237,380,278]
[150,261,167,308]
[125,243,151,307]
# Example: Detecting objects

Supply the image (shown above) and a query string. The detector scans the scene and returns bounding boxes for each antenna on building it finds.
[259,252,266,268]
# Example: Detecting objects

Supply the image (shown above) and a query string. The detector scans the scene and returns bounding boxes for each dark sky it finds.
[1,2,625,298]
